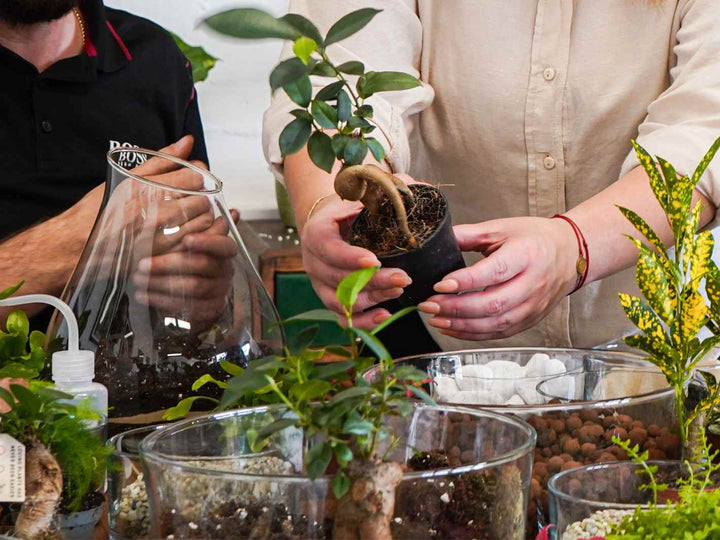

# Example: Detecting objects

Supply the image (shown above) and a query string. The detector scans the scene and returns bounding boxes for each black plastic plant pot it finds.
[350,185,465,307]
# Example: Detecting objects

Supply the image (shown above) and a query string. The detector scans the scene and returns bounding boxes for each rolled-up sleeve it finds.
[261,0,435,183]
[619,0,720,224]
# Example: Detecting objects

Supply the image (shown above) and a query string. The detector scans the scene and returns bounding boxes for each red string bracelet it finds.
[551,214,589,294]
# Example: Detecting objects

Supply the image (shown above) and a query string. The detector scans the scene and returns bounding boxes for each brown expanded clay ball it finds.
[647,449,667,460]
[647,424,661,437]
[562,438,581,457]
[605,427,628,443]
[550,419,566,434]
[537,428,557,448]
[578,424,604,444]
[602,415,619,429]
[616,414,633,431]
[629,427,648,447]
[630,420,645,431]
[559,453,573,462]
[656,433,681,455]
[562,460,583,471]
[608,445,628,461]
[534,462,548,480]
[566,414,583,432]
[597,452,618,462]
[580,409,598,423]
[581,442,596,457]
[548,455,565,474]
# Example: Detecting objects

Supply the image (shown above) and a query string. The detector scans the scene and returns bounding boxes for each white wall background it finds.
[107,0,289,220]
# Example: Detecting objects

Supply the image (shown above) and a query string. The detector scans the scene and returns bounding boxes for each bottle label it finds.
[0,434,25,502]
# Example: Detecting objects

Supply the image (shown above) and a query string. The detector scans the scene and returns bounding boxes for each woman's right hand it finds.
[299,195,412,328]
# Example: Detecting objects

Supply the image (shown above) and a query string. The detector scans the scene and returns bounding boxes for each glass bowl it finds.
[140,404,535,539]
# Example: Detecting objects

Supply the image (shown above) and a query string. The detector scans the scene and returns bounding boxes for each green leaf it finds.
[336,61,365,75]
[629,237,676,324]
[220,359,244,376]
[311,100,338,128]
[332,471,351,498]
[308,131,336,173]
[171,32,217,83]
[0,387,14,411]
[331,133,352,157]
[334,443,353,467]
[6,309,28,337]
[0,363,39,379]
[284,309,339,324]
[270,57,308,91]
[292,36,316,64]
[407,385,437,406]
[617,206,666,259]
[0,282,22,300]
[324,346,352,358]
[204,8,300,40]
[370,306,415,335]
[311,61,336,77]
[279,118,311,156]
[631,140,668,212]
[191,373,228,391]
[311,360,355,380]
[245,428,269,453]
[306,441,332,480]
[618,293,668,343]
[688,230,714,282]
[290,108,314,122]
[690,135,720,188]
[341,412,374,436]
[162,396,218,421]
[668,175,696,238]
[249,356,287,372]
[10,384,40,416]
[352,327,391,362]
[257,418,298,440]
[315,81,345,101]
[329,385,373,405]
[222,371,272,407]
[365,138,385,162]
[288,325,319,356]
[357,71,421,99]
[336,267,378,309]
[279,13,324,46]
[337,90,352,122]
[291,380,331,401]
[29,330,45,350]
[355,104,374,118]
[343,138,368,166]
[623,333,680,373]
[284,75,312,107]
[393,365,431,382]
[678,288,706,345]
[325,8,383,46]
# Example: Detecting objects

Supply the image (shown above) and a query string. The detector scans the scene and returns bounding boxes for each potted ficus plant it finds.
[203,7,465,305]
[617,136,720,461]
[144,269,535,539]
[0,284,111,540]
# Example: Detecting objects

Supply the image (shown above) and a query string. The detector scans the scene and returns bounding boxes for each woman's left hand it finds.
[418,217,579,341]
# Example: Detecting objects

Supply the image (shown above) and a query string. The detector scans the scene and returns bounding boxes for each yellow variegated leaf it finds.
[667,175,695,239]
[705,264,720,322]
[623,333,678,375]
[618,293,668,343]
[617,206,667,258]
[679,288,706,344]
[690,135,720,187]
[629,237,676,323]
[687,230,714,282]
[657,156,678,189]
[632,140,668,211]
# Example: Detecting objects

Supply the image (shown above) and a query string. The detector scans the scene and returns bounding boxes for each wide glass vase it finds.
[48,148,283,427]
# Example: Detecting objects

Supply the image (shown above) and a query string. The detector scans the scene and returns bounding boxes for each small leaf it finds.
[365,138,385,163]
[357,71,421,99]
[220,359,244,376]
[690,135,720,188]
[0,363,38,380]
[171,33,218,83]
[355,105,374,118]
[204,8,300,40]
[393,365,431,381]
[279,118,311,156]
[0,282,22,300]
[315,81,345,101]
[631,140,668,212]
[284,75,312,107]
[290,380,331,401]
[311,360,355,380]
[10,384,40,416]
[306,441,332,480]
[191,373,228,391]
[163,396,218,421]
[617,206,666,259]
[618,293,668,344]
[6,309,29,337]
[329,385,373,405]
[337,90,352,122]
[407,385,437,406]
[370,306,416,336]
[332,471,351,498]
[336,267,379,309]
[29,330,45,350]
[224,371,272,401]
[308,131,336,173]
[270,57,308,91]
[352,327,391,362]
[336,61,365,75]
[311,61,336,77]
[279,13,324,45]
[341,413,374,436]
[311,100,339,128]
[284,309,339,324]
[333,444,354,467]
[323,346,353,358]
[331,133,352,157]
[257,418,298,440]
[290,108,313,122]
[325,8,383,46]
[288,325,319,356]
[292,36,316,64]
[0,387,14,411]
[343,138,368,166]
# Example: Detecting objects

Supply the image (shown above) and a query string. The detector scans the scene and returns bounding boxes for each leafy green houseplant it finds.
[0,284,111,540]
[203,7,465,305]
[618,136,720,460]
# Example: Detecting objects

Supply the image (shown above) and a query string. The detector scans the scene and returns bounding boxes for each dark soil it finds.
[350,184,447,256]
[59,490,104,514]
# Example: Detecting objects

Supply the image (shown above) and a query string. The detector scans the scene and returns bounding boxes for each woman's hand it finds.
[299,195,413,328]
[418,217,579,341]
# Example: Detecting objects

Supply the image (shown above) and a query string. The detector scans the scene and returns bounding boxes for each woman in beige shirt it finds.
[263,0,720,351]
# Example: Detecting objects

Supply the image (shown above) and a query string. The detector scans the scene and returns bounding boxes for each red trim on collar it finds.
[105,20,132,61]
[84,38,97,57]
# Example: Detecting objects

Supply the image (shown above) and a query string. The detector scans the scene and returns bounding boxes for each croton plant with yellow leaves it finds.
[619,136,720,460]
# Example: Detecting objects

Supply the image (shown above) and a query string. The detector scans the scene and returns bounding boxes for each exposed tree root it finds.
[14,442,62,540]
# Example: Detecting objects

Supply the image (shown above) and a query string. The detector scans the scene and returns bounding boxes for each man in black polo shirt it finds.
[0,0,222,325]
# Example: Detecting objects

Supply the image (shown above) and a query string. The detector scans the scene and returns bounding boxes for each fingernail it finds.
[390,272,412,287]
[373,312,390,324]
[418,302,440,315]
[434,279,459,293]
[383,287,404,299]
[138,258,152,273]
[428,318,451,329]
[359,256,380,268]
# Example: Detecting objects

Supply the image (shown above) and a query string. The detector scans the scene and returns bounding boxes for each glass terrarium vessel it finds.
[363,348,678,538]
[48,148,283,428]
[140,404,535,540]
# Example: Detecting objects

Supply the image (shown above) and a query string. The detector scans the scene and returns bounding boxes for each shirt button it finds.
[40,120,53,133]
[543,155,556,170]
[543,67,556,81]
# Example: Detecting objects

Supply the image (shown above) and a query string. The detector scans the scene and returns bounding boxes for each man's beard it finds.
[0,0,80,25]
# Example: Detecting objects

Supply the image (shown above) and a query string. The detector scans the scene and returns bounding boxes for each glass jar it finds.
[48,148,283,428]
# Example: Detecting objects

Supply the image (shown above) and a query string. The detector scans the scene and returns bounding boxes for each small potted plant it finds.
[203,7,465,305]
[0,284,111,540]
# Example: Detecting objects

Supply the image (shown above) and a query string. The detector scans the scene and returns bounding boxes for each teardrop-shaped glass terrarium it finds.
[48,148,283,428]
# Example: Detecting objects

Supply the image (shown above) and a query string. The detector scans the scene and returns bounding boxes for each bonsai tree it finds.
[618,136,720,460]
[166,268,436,539]
[0,284,111,540]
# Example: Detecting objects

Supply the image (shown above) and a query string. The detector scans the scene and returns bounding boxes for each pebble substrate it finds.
[561,509,632,540]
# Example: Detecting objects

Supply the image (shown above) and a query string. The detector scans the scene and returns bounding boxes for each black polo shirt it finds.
[0,0,208,240]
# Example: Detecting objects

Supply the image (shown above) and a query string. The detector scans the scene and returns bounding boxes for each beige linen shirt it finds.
[263,0,720,350]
